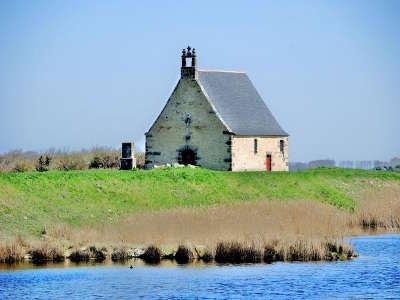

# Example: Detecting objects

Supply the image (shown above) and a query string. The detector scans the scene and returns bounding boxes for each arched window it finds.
[280,140,284,153]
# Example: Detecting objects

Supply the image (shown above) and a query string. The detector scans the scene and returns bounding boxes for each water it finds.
[1,234,400,299]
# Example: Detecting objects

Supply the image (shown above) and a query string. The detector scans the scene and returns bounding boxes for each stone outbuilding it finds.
[145,47,289,171]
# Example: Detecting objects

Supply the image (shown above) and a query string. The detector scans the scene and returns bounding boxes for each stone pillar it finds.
[120,142,136,170]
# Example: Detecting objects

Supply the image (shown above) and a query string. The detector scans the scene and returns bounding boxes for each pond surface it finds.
[0,234,399,299]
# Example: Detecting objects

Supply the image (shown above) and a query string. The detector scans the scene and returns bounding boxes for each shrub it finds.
[68,249,90,262]
[53,154,87,171]
[29,243,64,264]
[68,246,106,262]
[285,240,323,261]
[89,153,119,169]
[201,250,213,262]
[0,241,24,264]
[135,152,145,169]
[102,154,119,168]
[89,156,103,169]
[88,246,107,261]
[35,155,52,172]
[48,247,65,262]
[111,248,129,261]
[175,245,194,264]
[263,244,278,263]
[13,160,34,172]
[215,241,262,264]
[0,157,11,172]
[0,150,36,172]
[325,240,355,260]
[29,248,47,264]
[195,246,213,262]
[140,245,161,264]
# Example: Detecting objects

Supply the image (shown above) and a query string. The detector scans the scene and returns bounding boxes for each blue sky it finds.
[0,0,399,161]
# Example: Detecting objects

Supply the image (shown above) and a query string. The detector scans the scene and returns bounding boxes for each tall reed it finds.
[0,241,24,264]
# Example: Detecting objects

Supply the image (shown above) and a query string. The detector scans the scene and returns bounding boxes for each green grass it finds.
[0,167,399,237]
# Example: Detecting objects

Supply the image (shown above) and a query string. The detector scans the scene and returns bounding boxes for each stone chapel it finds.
[145,47,289,171]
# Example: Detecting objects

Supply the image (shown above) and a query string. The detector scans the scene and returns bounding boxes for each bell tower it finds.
[181,46,197,79]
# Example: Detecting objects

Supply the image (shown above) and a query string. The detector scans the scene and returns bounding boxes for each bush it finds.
[263,244,278,263]
[175,245,194,264]
[111,248,129,261]
[140,245,162,264]
[136,152,145,169]
[29,243,65,264]
[13,160,34,172]
[0,241,24,264]
[68,249,90,262]
[89,152,119,169]
[215,241,262,263]
[35,155,52,172]
[68,246,107,262]
[88,246,107,261]
[53,154,87,171]
[0,157,11,172]
[0,150,36,172]
[102,154,119,168]
[89,156,103,169]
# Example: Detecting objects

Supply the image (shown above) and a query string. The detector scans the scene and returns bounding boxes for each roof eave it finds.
[233,133,289,137]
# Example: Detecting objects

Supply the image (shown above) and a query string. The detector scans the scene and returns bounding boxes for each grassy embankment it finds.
[0,167,399,264]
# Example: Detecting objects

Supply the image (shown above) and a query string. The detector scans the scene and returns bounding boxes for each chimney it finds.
[181,46,197,79]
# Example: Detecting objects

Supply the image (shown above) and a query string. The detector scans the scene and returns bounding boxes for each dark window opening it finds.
[254,139,258,154]
[121,143,132,159]
[178,147,197,166]
[280,140,284,153]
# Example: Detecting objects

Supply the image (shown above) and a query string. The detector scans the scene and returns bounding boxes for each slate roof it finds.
[197,70,288,136]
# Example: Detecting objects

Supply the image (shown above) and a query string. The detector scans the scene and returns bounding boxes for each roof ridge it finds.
[198,69,246,74]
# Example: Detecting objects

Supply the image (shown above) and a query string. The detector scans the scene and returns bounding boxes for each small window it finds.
[185,113,191,127]
[280,140,284,153]
[254,139,258,154]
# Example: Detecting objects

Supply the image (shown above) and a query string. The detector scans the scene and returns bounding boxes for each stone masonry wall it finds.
[231,136,289,171]
[145,78,232,170]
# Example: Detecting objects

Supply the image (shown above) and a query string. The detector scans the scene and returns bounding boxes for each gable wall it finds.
[145,78,231,170]
[231,136,289,171]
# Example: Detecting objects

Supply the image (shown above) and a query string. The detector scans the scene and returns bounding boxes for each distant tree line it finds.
[290,157,400,172]
[0,147,145,173]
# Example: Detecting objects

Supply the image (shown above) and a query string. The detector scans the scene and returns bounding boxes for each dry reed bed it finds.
[353,188,400,230]
[59,200,352,246]
[0,241,24,264]
[0,240,355,265]
[1,187,399,265]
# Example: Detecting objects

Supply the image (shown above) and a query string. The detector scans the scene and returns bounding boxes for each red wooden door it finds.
[266,155,271,172]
